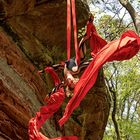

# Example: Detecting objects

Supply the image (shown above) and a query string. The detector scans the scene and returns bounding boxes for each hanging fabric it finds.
[67,0,71,60]
[59,30,140,126]
[28,67,78,140]
[67,0,80,65]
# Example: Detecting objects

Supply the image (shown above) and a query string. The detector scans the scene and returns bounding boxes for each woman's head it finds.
[65,58,78,72]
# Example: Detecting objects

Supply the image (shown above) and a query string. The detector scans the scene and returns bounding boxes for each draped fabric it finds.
[59,30,140,126]
[28,67,78,140]
[67,0,71,60]
[86,21,107,56]
[67,0,79,65]
[28,0,139,139]
[71,0,79,64]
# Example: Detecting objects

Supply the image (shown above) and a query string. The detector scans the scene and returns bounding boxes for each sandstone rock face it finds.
[1,0,89,65]
[0,0,110,140]
[0,30,47,139]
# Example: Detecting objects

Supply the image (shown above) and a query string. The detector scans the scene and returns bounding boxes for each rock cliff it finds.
[0,0,110,140]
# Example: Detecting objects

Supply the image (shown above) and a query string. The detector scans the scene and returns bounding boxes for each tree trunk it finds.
[119,0,140,34]
[112,91,121,140]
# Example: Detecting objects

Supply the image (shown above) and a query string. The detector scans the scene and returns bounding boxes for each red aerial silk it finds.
[86,21,107,56]
[67,0,79,64]
[67,0,71,60]
[59,30,140,126]
[28,67,78,140]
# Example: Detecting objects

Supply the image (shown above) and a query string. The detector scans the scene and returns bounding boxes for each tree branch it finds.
[118,0,140,34]
[105,76,121,140]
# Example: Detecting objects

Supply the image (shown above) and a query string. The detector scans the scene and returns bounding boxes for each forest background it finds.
[82,0,140,140]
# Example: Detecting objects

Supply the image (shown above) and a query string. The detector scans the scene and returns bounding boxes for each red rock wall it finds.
[0,30,47,139]
[0,1,110,140]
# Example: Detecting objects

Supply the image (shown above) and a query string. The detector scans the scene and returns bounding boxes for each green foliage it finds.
[78,27,86,38]
[78,2,140,138]
[103,56,140,140]
[97,15,128,41]
[86,0,140,139]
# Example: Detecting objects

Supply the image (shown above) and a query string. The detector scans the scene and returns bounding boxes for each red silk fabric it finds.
[28,67,78,140]
[86,21,107,56]
[67,0,79,64]
[67,0,71,60]
[59,30,140,126]
[71,0,79,64]
[28,30,140,139]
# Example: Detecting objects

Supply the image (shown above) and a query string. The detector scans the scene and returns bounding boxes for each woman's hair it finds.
[65,58,76,70]
[65,58,78,72]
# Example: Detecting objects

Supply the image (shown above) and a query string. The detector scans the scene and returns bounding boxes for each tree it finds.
[118,0,140,34]
[87,0,140,34]
[104,57,140,140]
[85,0,140,139]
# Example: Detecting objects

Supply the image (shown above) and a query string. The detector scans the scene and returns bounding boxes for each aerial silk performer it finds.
[59,30,140,126]
[28,0,79,139]
[28,67,78,140]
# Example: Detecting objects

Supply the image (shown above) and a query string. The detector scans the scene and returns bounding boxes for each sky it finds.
[89,1,132,23]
